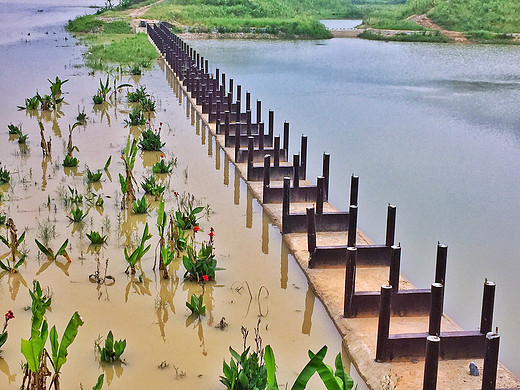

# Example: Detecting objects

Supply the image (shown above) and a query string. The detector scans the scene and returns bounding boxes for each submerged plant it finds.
[132,196,149,214]
[173,199,204,230]
[18,132,28,144]
[0,215,6,225]
[87,231,107,245]
[18,95,39,110]
[68,207,87,222]
[124,106,145,126]
[93,95,104,104]
[182,242,218,282]
[0,218,27,273]
[120,136,138,206]
[63,154,79,167]
[127,86,148,103]
[97,331,126,362]
[0,164,10,185]
[77,107,87,122]
[35,238,71,262]
[0,310,15,349]
[152,156,176,174]
[65,186,83,206]
[48,76,68,97]
[186,293,206,316]
[130,66,142,76]
[87,167,103,183]
[124,222,151,274]
[141,174,165,198]
[37,92,55,110]
[8,123,21,135]
[139,128,164,151]
[140,97,156,112]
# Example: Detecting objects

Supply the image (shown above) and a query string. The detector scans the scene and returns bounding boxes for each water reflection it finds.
[301,284,315,336]
[280,242,288,289]
[100,360,124,386]
[215,146,221,170]
[0,359,17,384]
[233,166,240,205]
[262,211,269,255]
[223,154,229,186]
[124,268,152,302]
[0,271,28,300]
[246,189,253,228]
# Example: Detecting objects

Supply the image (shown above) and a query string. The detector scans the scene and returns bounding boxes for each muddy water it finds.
[0,3,363,390]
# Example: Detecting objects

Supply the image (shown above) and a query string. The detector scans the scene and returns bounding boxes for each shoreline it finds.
[148,32,520,389]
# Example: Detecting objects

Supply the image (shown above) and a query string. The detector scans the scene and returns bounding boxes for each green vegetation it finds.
[87,231,108,245]
[359,30,449,42]
[186,293,206,316]
[97,331,126,362]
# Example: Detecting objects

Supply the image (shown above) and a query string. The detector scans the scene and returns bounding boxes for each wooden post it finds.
[389,245,401,293]
[293,154,300,189]
[283,122,289,152]
[224,111,230,144]
[307,207,317,255]
[282,177,290,233]
[435,243,448,286]
[263,154,271,204]
[300,135,308,180]
[376,285,393,362]
[237,84,241,103]
[268,110,274,141]
[222,73,226,92]
[344,247,357,317]
[322,153,330,200]
[246,91,250,111]
[347,205,358,247]
[259,123,265,151]
[229,78,233,100]
[234,121,241,162]
[482,331,500,390]
[386,204,396,247]
[257,100,262,124]
[350,175,359,206]
[247,110,252,137]
[316,177,324,214]
[246,136,254,181]
[480,280,496,334]
[274,136,280,167]
[428,283,444,336]
[423,335,441,390]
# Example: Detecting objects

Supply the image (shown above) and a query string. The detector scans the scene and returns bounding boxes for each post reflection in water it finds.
[185,97,190,118]
[233,166,240,206]
[301,283,315,336]
[223,154,229,185]
[262,211,269,255]
[0,358,17,384]
[200,120,205,144]
[215,145,221,170]
[246,189,253,229]
[280,242,288,289]
[207,128,212,156]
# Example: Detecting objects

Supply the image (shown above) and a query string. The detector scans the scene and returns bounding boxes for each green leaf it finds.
[21,337,44,373]
[93,374,104,390]
[53,311,83,373]
[265,345,279,389]
[0,332,7,348]
[334,353,354,390]
[0,261,9,271]
[114,339,126,359]
[192,206,204,214]
[0,234,9,247]
[291,346,328,390]
[104,156,112,171]
[238,371,249,387]
[14,255,26,269]
[17,231,26,246]
[57,239,69,256]
[35,239,55,259]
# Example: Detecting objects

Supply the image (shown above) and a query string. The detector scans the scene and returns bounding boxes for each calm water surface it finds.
[185,37,520,375]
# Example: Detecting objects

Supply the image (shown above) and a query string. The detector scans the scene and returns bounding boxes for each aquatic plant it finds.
[35,238,71,262]
[124,222,151,274]
[130,66,142,75]
[97,331,126,362]
[97,75,111,102]
[141,174,165,198]
[63,155,79,167]
[48,76,68,97]
[132,196,149,215]
[18,132,28,144]
[124,106,145,126]
[182,242,217,282]
[173,198,204,230]
[104,156,111,170]
[77,107,87,122]
[18,95,39,110]
[120,136,138,206]
[65,186,83,206]
[37,92,55,110]
[21,280,82,390]
[69,207,87,222]
[0,215,6,225]
[127,86,149,103]
[0,310,15,349]
[87,231,107,245]
[38,121,51,157]
[8,123,21,135]
[93,95,104,104]
[139,128,164,151]
[161,243,175,269]
[140,97,156,112]
[0,164,11,185]
[154,200,168,274]
[186,293,206,316]
[0,218,27,273]
[152,155,176,174]
[86,193,104,208]
[170,225,188,253]
[92,374,104,390]
[87,167,103,183]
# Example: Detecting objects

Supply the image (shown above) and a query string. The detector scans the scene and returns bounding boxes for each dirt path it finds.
[127,0,163,30]
[407,13,468,43]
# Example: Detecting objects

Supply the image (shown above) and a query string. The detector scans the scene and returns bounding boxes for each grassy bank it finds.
[362,0,520,41]
[359,29,449,42]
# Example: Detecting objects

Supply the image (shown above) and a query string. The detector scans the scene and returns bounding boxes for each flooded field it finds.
[0,4,353,388]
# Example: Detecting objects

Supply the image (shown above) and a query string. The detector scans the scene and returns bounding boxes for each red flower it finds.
[160,154,165,158]
[208,230,215,237]
[202,275,209,282]
[193,226,200,233]
[5,310,14,321]
[174,191,179,196]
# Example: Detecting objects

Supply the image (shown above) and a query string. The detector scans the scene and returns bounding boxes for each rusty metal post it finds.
[216,68,219,85]
[268,110,274,141]
[301,135,308,180]
[376,285,393,362]
[274,136,280,167]
[307,207,317,255]
[344,247,357,317]
[389,245,401,293]
[293,154,300,189]
[283,122,289,152]
[347,205,358,247]
[229,78,234,100]
[322,153,330,200]
[205,59,208,74]
[247,110,252,137]
[316,177,324,214]
[480,280,496,334]
[224,111,230,144]
[247,136,254,178]
[257,100,262,124]
[482,331,500,390]
[386,204,397,247]
[259,123,265,151]
[234,121,241,162]
[350,175,359,206]
[428,283,444,336]
[236,99,241,121]
[222,73,226,92]
[423,335,441,390]
[246,91,250,111]
[282,177,290,233]
[196,52,200,69]
[263,155,271,188]
[434,243,448,286]
[237,84,241,103]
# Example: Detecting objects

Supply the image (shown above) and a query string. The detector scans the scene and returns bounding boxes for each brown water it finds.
[0,3,361,389]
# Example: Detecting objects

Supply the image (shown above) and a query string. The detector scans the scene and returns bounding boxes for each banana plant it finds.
[93,374,104,390]
[98,331,126,362]
[0,218,26,273]
[49,312,84,389]
[124,223,151,274]
[35,239,72,262]
[154,200,167,273]
[186,293,206,316]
